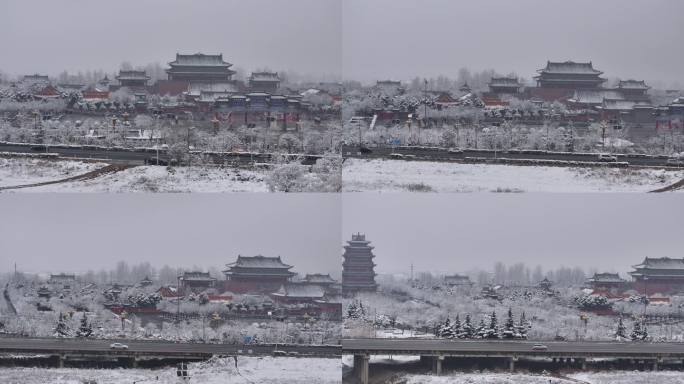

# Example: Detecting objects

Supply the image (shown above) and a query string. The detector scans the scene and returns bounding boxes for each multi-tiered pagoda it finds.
[629,257,684,295]
[223,255,296,293]
[342,233,377,294]
[166,53,236,83]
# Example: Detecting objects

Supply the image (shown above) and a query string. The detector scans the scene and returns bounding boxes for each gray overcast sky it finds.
[0,0,341,79]
[0,194,341,276]
[342,194,684,276]
[343,0,684,87]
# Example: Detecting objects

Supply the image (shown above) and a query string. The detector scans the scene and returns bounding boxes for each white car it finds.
[597,154,618,162]
[666,158,684,166]
[531,344,548,351]
[109,342,129,350]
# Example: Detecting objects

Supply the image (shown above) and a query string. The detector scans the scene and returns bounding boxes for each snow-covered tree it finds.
[615,316,627,340]
[460,314,474,339]
[76,313,93,338]
[452,314,462,338]
[438,317,456,339]
[630,318,648,341]
[502,308,516,339]
[54,312,70,338]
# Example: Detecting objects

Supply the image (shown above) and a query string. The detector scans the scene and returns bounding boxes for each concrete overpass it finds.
[343,144,683,168]
[343,338,684,384]
[0,143,325,166]
[0,337,341,367]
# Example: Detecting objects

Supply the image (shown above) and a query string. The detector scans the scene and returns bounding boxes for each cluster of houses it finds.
[367,60,683,132]
[38,254,342,320]
[585,257,684,300]
[0,52,342,127]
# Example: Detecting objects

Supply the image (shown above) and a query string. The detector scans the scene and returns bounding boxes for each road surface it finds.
[343,338,684,358]
[343,145,681,168]
[0,337,341,358]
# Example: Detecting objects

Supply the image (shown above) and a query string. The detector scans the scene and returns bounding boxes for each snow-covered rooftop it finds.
[632,257,684,270]
[273,283,326,298]
[226,255,293,269]
[169,53,232,67]
[538,61,603,74]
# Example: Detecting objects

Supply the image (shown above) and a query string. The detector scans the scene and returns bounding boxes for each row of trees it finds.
[615,316,649,341]
[436,309,529,340]
[54,312,93,338]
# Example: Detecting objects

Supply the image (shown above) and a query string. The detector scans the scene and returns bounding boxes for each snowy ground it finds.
[373,371,684,384]
[0,158,270,192]
[341,356,684,383]
[0,157,103,187]
[0,356,341,384]
[342,159,684,192]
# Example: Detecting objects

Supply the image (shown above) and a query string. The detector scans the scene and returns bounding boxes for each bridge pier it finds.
[58,354,64,368]
[431,355,444,375]
[353,354,369,384]
[653,359,659,371]
[580,358,587,370]
[508,357,516,372]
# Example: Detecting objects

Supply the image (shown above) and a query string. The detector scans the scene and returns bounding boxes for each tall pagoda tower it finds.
[342,233,377,294]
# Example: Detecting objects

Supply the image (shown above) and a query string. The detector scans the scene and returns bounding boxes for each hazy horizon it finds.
[2,0,682,88]
[0,0,342,81]
[342,194,684,276]
[343,0,684,88]
[0,194,342,277]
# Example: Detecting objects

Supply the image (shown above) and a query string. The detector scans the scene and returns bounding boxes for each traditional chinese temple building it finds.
[48,273,76,284]
[630,257,684,295]
[179,271,217,293]
[616,79,650,102]
[249,71,281,93]
[115,70,151,87]
[223,255,296,294]
[528,61,606,102]
[271,283,326,304]
[535,61,605,89]
[444,274,473,287]
[342,233,377,294]
[586,273,626,295]
[488,77,522,94]
[166,53,236,83]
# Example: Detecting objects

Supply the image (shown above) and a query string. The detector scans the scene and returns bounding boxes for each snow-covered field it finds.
[342,356,684,383]
[24,164,270,192]
[0,356,341,384]
[376,371,684,383]
[0,157,104,187]
[342,159,684,192]
[0,157,270,192]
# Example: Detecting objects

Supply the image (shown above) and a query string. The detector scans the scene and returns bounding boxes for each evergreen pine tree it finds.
[641,322,648,341]
[517,313,528,339]
[630,319,642,341]
[76,313,93,338]
[615,316,627,340]
[54,312,70,338]
[462,314,474,339]
[476,318,487,338]
[503,308,515,338]
[485,310,499,339]
[452,314,462,338]
[346,302,358,319]
[440,317,456,338]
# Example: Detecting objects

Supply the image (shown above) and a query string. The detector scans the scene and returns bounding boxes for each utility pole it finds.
[410,264,414,281]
